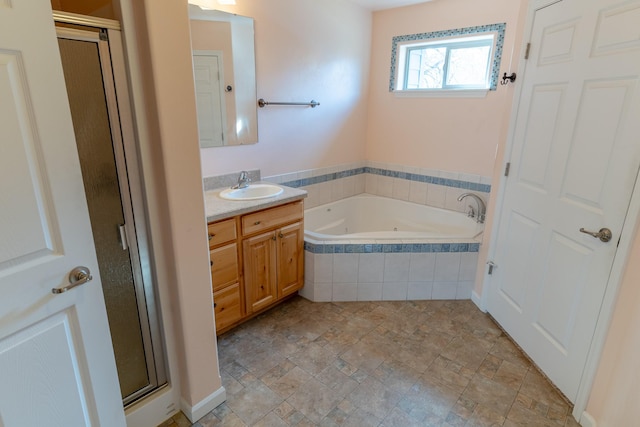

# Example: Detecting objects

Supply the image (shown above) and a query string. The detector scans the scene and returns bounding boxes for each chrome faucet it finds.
[233,170,251,189]
[457,193,486,223]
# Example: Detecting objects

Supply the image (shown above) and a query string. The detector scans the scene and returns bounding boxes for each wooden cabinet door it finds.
[210,242,239,292]
[243,231,277,313]
[277,222,304,298]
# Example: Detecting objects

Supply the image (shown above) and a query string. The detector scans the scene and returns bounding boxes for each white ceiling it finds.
[348,0,434,11]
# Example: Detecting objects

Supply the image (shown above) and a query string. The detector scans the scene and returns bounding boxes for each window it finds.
[390,23,506,95]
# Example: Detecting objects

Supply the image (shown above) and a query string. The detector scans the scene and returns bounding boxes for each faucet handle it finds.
[232,171,251,189]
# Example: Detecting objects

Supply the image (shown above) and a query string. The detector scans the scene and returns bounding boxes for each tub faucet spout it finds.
[233,171,251,189]
[457,193,486,223]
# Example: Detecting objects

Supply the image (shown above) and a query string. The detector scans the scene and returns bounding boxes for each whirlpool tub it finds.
[301,194,483,302]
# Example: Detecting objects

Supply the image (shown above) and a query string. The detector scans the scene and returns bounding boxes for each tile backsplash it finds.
[203,169,261,191]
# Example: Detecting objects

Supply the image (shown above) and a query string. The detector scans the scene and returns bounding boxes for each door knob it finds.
[52,266,93,294]
[579,227,612,243]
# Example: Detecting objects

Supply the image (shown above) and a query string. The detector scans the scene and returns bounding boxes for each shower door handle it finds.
[119,224,128,250]
[52,266,93,294]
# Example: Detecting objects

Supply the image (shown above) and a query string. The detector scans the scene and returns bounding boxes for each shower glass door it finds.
[56,21,167,406]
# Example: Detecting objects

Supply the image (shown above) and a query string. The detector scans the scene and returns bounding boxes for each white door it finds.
[487,0,640,402]
[193,52,226,147]
[0,1,125,426]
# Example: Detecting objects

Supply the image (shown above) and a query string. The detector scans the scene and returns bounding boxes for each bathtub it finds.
[301,194,483,303]
[304,194,483,241]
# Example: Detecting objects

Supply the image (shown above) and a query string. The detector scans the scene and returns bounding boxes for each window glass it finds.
[390,23,506,93]
[446,45,492,87]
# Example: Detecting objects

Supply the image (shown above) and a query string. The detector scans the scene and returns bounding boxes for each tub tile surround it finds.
[302,250,479,303]
[263,161,491,211]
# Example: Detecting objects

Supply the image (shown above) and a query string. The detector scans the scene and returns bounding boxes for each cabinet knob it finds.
[254,221,261,225]
[208,233,215,240]
[278,233,284,238]
[214,302,217,308]
[272,235,277,241]
[210,260,214,266]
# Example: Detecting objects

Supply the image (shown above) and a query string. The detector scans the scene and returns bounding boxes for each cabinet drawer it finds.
[214,282,243,332]
[210,243,239,292]
[207,218,237,248]
[242,201,303,236]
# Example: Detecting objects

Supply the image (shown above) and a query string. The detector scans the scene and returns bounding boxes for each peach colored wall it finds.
[198,0,371,178]
[366,0,524,178]
[134,0,221,408]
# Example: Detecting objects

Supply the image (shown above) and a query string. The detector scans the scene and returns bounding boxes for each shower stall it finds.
[55,12,167,406]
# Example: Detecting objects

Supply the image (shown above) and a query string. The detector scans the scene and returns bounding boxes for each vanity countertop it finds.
[204,182,307,223]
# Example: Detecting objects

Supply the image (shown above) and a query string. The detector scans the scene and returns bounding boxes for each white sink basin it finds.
[219,183,284,201]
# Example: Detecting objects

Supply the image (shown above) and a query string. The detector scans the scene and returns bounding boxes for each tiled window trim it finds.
[389,23,507,92]
[304,241,480,254]
[281,167,491,193]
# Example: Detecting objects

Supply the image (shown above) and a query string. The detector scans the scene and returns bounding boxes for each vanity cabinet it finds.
[208,200,304,334]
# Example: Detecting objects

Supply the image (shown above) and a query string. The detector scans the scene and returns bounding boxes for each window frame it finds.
[390,23,507,97]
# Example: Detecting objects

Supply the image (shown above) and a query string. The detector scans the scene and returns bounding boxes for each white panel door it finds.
[488,0,640,402]
[193,52,226,147]
[0,1,125,426]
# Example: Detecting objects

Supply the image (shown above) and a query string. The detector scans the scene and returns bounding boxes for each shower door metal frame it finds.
[55,13,168,407]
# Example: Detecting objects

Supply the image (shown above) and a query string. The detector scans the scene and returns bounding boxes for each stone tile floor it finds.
[160,297,581,427]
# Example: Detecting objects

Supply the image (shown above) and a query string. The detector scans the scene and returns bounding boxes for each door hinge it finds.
[524,42,531,60]
[504,162,511,177]
[487,261,497,275]
[99,29,109,41]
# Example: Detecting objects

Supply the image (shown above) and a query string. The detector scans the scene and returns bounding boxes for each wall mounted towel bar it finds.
[258,98,320,108]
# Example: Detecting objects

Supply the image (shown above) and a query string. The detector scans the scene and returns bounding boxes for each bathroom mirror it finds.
[189,5,258,147]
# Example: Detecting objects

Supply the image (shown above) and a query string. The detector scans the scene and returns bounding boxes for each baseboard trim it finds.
[181,386,226,423]
[471,290,486,312]
[580,411,597,427]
